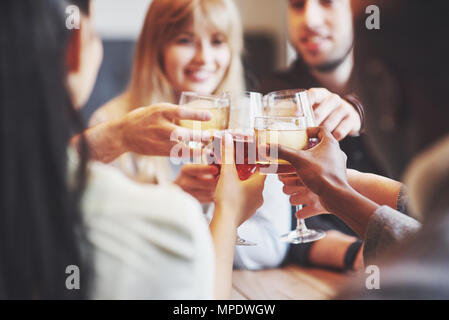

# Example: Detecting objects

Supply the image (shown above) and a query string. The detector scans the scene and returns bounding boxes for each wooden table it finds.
[231,265,355,300]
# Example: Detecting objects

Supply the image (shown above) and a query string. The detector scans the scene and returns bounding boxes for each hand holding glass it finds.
[258,89,325,244]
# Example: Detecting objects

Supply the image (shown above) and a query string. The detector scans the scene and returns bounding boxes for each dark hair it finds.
[70,0,90,14]
[0,0,90,299]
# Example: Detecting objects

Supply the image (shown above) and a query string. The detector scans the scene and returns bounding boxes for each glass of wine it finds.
[227,91,262,181]
[213,91,263,246]
[264,89,315,122]
[255,116,309,175]
[257,90,325,244]
[178,91,230,152]
[213,130,257,181]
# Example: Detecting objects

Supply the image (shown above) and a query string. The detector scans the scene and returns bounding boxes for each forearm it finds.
[347,169,402,209]
[308,231,359,269]
[209,205,238,300]
[325,185,380,239]
[71,119,127,163]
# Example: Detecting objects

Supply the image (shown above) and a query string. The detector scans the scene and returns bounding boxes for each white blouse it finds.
[68,149,214,299]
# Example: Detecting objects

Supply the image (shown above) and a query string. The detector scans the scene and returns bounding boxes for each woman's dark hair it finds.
[71,0,90,14]
[0,0,91,299]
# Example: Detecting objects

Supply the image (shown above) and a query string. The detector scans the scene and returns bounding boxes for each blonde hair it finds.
[126,0,245,109]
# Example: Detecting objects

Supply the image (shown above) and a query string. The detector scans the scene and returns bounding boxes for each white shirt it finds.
[205,175,292,270]
[233,175,292,269]
[68,150,214,299]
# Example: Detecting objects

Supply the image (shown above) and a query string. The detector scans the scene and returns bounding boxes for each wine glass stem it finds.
[295,205,308,233]
[296,218,308,233]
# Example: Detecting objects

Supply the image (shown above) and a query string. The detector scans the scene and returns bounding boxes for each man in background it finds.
[256,0,388,271]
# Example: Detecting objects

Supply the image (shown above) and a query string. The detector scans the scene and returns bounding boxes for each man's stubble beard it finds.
[307,39,354,73]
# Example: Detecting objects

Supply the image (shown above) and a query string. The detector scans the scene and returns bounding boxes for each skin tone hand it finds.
[210,133,266,299]
[278,176,365,271]
[274,127,380,238]
[308,88,361,141]
[279,169,403,219]
[213,133,266,227]
[72,103,212,163]
[279,144,404,270]
[280,176,328,219]
[174,164,219,204]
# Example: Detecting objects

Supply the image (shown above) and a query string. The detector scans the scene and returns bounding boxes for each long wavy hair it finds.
[126,0,245,109]
[0,0,90,299]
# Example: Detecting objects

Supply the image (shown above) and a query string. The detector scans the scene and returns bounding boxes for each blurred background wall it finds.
[83,0,292,120]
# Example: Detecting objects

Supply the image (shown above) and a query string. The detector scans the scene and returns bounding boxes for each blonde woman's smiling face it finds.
[163,24,231,96]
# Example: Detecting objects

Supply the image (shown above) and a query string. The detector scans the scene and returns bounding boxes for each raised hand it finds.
[214,133,266,227]
[278,175,329,220]
[120,103,212,157]
[274,127,379,237]
[307,88,361,140]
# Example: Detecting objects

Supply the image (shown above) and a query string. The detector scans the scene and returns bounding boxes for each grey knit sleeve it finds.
[363,206,421,264]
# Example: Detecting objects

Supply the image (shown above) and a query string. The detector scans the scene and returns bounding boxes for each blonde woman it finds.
[89,0,294,271]
[90,0,244,185]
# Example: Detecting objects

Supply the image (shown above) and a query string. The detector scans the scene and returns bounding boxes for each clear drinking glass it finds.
[259,89,325,244]
[213,91,262,246]
[255,116,310,175]
[178,92,230,240]
[227,91,262,182]
[178,91,230,151]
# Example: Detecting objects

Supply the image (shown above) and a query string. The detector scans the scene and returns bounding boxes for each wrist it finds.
[213,202,241,229]
[82,119,128,163]
[324,180,358,211]
[328,186,379,238]
[352,244,365,271]
[308,231,358,269]
[110,117,128,157]
[320,180,354,211]
[343,239,364,271]
[344,94,365,134]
